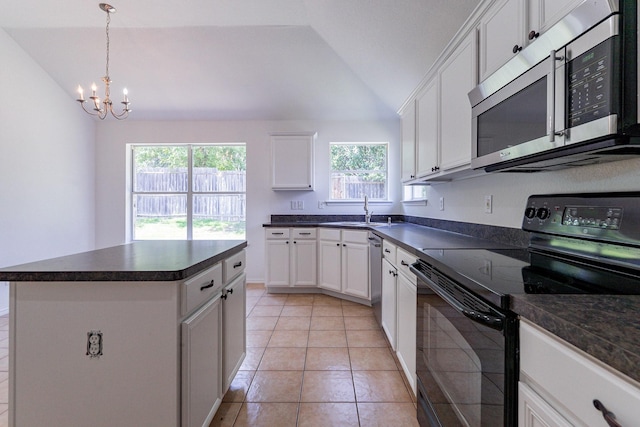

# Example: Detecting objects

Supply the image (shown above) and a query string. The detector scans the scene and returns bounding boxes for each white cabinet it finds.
[265,228,317,289]
[318,228,370,301]
[415,79,439,177]
[182,295,222,427]
[395,248,417,396]
[270,133,315,190]
[381,258,397,350]
[479,0,584,82]
[222,272,246,392]
[439,31,477,171]
[519,319,640,427]
[401,101,417,182]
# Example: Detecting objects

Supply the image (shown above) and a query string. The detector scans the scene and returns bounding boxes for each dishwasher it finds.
[368,232,383,325]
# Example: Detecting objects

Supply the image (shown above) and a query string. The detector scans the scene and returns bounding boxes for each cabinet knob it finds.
[293,241,297,244]
[336,243,340,246]
[512,44,522,54]
[343,244,346,247]
[528,30,540,40]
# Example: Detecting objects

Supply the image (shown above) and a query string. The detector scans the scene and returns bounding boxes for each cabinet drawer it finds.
[318,228,341,241]
[292,228,316,239]
[223,249,246,284]
[397,248,417,279]
[520,320,640,426]
[265,228,290,239]
[342,230,368,244]
[382,240,397,265]
[182,263,223,315]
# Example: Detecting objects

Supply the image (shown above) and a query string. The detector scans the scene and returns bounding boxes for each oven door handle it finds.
[411,265,505,331]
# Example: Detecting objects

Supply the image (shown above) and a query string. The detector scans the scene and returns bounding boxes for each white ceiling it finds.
[1,0,481,121]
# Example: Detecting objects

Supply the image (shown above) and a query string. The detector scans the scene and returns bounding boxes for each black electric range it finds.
[412,192,640,427]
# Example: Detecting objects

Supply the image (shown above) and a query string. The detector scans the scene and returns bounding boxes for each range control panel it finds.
[522,193,640,245]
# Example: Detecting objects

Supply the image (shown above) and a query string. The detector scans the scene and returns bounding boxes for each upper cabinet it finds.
[479,0,585,82]
[271,133,315,190]
[401,102,417,182]
[415,78,439,178]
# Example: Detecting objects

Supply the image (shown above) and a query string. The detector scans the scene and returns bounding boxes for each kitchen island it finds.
[0,240,247,427]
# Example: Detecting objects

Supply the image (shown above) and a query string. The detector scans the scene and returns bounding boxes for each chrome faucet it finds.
[364,195,372,223]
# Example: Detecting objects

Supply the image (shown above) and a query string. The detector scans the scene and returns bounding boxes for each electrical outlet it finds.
[484,195,493,213]
[290,200,296,210]
[297,200,304,210]
[439,197,444,211]
[318,201,325,209]
[86,330,103,358]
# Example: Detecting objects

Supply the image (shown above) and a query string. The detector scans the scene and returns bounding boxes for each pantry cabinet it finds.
[519,319,640,427]
[318,228,370,301]
[265,228,317,289]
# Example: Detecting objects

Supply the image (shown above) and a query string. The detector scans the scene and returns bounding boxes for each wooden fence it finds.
[331,174,386,200]
[135,168,245,221]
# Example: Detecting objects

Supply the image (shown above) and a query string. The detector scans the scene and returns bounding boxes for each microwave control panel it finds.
[567,36,616,128]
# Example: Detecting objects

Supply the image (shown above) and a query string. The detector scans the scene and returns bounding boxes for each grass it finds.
[134,217,245,240]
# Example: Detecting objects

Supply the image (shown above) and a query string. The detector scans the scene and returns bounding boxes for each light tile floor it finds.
[210,284,418,427]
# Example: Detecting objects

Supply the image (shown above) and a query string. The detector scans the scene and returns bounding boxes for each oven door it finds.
[412,261,518,427]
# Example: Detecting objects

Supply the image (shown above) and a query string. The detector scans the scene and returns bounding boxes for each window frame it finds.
[328,141,389,202]
[130,143,246,241]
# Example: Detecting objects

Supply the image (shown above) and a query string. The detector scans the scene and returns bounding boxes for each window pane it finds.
[193,194,246,240]
[133,146,188,192]
[192,146,246,192]
[331,144,386,171]
[133,194,187,240]
[331,172,386,200]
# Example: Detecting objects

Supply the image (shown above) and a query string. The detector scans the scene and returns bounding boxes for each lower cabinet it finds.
[396,248,417,396]
[265,228,317,289]
[519,319,640,427]
[318,228,370,301]
[381,258,397,350]
[182,295,222,427]
[222,273,246,391]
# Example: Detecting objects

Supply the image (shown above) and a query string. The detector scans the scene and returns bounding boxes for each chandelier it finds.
[76,3,131,120]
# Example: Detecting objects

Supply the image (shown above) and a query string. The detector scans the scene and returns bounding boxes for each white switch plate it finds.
[439,197,444,211]
[484,195,493,213]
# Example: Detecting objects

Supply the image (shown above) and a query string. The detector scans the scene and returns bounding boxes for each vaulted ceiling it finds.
[1,0,480,121]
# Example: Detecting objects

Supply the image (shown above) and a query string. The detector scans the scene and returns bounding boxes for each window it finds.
[330,142,388,200]
[131,144,246,240]
[403,185,428,202]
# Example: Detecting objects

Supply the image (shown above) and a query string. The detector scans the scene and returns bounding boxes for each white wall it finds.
[94,119,401,282]
[0,28,96,268]
[0,28,96,314]
[403,157,640,228]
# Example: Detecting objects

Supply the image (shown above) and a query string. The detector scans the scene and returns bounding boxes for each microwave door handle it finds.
[549,50,557,142]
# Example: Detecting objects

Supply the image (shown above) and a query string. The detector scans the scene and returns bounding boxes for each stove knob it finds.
[524,207,536,219]
[536,208,550,220]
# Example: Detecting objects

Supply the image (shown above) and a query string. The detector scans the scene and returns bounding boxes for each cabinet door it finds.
[528,0,584,39]
[519,382,572,427]
[265,239,290,287]
[342,242,369,299]
[222,273,246,392]
[439,31,477,171]
[271,133,315,190]
[318,240,342,292]
[479,0,524,81]
[397,272,417,396]
[416,78,439,177]
[381,259,397,350]
[181,295,222,427]
[292,239,317,287]
[401,101,417,181]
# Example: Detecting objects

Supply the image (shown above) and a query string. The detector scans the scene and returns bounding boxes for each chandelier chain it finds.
[105,11,110,81]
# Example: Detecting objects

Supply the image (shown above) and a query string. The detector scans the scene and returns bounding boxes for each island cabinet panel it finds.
[11,280,181,427]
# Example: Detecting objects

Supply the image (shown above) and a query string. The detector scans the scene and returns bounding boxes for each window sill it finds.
[324,200,393,206]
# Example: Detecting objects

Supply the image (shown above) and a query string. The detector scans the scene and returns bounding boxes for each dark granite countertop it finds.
[0,240,247,282]
[266,218,640,384]
[512,294,640,383]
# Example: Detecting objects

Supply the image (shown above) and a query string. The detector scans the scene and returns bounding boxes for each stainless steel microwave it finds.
[468,0,640,172]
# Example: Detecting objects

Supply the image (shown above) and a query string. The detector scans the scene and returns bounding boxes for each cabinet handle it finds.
[200,280,214,291]
[528,30,540,40]
[272,232,284,235]
[228,288,234,295]
[221,291,227,300]
[299,232,311,235]
[384,249,391,253]
[294,241,297,244]
[336,243,340,246]
[343,244,347,247]
[593,400,622,427]
[401,260,409,266]
[233,261,243,268]
[512,44,522,54]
